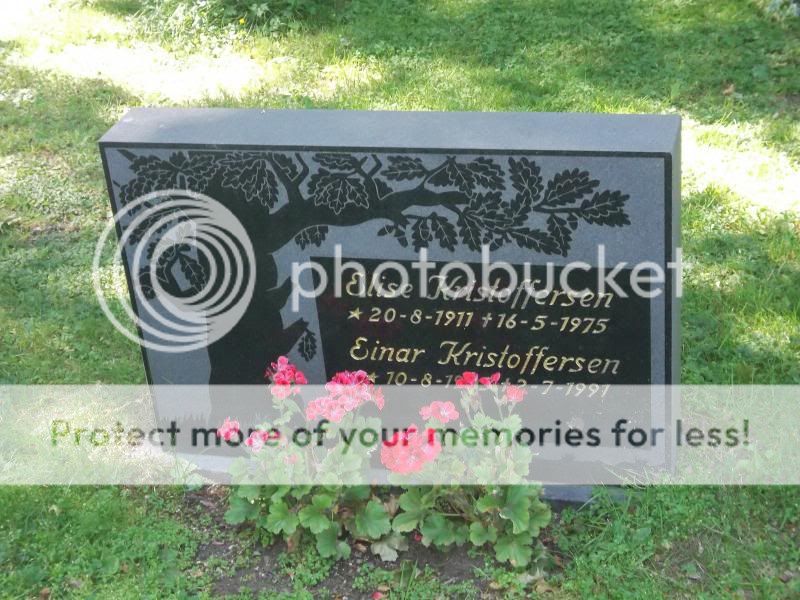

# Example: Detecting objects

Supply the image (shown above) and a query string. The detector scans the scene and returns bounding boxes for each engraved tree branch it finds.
[114,148,630,378]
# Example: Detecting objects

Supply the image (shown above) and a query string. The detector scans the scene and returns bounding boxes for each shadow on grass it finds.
[90,0,142,17]
[0,58,136,158]
[0,57,145,383]
[63,1,800,159]
[230,0,798,155]
[343,1,798,119]
[681,187,800,383]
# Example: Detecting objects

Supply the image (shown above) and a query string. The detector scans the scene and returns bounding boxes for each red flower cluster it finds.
[265,356,307,398]
[455,371,500,387]
[380,425,441,474]
[305,370,384,422]
[419,400,459,424]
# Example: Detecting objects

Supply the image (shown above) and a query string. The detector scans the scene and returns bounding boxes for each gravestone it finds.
[99,109,680,479]
[100,108,679,386]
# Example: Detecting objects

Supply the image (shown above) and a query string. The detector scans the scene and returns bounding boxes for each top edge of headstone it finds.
[99,108,680,155]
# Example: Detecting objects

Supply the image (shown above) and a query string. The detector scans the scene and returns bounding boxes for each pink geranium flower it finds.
[455,371,479,388]
[244,430,266,451]
[504,384,526,404]
[380,425,441,474]
[305,370,383,422]
[244,429,278,452]
[420,401,459,424]
[265,356,307,397]
[216,418,240,442]
[478,372,501,386]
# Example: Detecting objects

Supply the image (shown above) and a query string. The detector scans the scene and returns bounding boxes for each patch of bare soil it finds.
[317,540,487,600]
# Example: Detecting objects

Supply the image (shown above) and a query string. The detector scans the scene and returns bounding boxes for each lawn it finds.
[1,0,799,597]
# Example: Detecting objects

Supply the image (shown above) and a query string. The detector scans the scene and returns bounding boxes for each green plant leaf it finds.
[469,522,498,546]
[264,500,299,536]
[355,500,391,539]
[476,492,503,513]
[420,514,457,547]
[499,487,531,534]
[454,522,470,546]
[392,488,430,532]
[342,485,372,504]
[495,533,533,567]
[341,485,371,503]
[298,494,334,534]
[392,510,422,533]
[289,485,312,500]
[398,488,427,512]
[371,532,409,562]
[236,485,261,501]
[315,525,350,559]
[270,486,291,502]
[224,496,258,525]
[633,526,652,545]
[313,493,334,508]
[528,500,552,535]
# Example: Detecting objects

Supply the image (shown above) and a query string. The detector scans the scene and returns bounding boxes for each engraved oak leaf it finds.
[508,157,543,209]
[579,190,631,226]
[547,214,572,257]
[509,227,559,254]
[466,157,505,191]
[130,152,217,191]
[298,329,317,361]
[271,152,300,180]
[383,156,427,181]
[313,153,361,171]
[218,152,280,207]
[428,157,505,195]
[119,152,217,208]
[308,168,370,214]
[411,218,433,251]
[429,213,458,251]
[294,225,329,249]
[429,158,476,194]
[541,168,599,207]
[177,252,207,293]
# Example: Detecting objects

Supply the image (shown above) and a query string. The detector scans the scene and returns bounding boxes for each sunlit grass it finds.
[0,0,799,597]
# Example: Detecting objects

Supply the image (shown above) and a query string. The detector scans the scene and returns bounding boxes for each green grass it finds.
[556,487,800,597]
[1,0,799,597]
[0,487,201,598]
[682,188,800,383]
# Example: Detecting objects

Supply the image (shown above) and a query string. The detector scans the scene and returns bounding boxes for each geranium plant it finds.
[220,357,550,567]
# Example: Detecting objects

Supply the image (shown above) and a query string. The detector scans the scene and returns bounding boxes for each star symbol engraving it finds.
[348,307,363,320]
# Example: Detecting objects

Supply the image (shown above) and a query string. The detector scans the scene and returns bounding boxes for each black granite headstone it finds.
[100,109,680,393]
